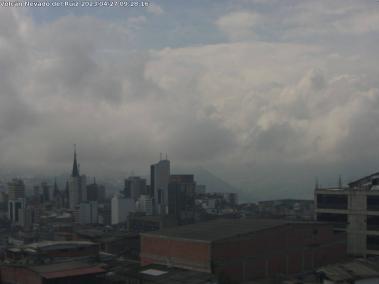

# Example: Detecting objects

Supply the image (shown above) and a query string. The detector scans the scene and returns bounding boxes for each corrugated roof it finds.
[142,218,307,242]
[318,259,379,281]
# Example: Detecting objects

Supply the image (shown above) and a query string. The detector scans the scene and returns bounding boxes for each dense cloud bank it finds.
[0,1,379,200]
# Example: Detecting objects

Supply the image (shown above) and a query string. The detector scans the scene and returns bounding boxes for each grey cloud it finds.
[1,5,379,201]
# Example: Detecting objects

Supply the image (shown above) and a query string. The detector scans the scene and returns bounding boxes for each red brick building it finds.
[141,219,347,282]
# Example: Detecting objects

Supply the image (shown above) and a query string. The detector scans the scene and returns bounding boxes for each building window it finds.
[367,196,379,211]
[316,213,348,228]
[317,194,348,210]
[367,235,379,251]
[367,215,379,231]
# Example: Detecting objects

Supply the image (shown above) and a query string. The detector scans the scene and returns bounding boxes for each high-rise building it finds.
[24,205,39,231]
[98,201,111,226]
[168,175,196,225]
[79,201,98,225]
[7,179,26,226]
[8,198,25,226]
[137,194,154,216]
[7,179,25,200]
[315,172,379,257]
[0,192,8,212]
[150,158,170,214]
[87,178,106,203]
[111,193,136,225]
[41,182,50,203]
[69,147,87,209]
[124,176,147,201]
[52,178,65,208]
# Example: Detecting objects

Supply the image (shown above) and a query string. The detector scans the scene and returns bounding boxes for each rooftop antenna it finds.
[338,175,342,188]
[165,152,168,160]
[160,152,162,161]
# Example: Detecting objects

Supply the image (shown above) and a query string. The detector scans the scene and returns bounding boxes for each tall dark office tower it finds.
[52,178,65,209]
[168,175,196,225]
[124,176,147,201]
[150,157,170,214]
[41,182,50,202]
[87,178,106,203]
[68,146,87,209]
[53,178,59,199]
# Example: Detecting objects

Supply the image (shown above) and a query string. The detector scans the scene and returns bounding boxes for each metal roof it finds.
[318,259,379,281]
[141,218,313,242]
[26,241,96,250]
[30,261,105,279]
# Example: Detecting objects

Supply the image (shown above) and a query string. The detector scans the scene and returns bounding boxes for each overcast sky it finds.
[1,0,379,200]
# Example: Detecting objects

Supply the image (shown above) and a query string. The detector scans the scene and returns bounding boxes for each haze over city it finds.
[1,0,379,201]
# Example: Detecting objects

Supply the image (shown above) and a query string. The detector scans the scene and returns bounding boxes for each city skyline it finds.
[1,1,379,201]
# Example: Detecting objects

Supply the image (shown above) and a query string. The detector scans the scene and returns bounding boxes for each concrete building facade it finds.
[137,194,154,216]
[111,194,136,225]
[7,178,25,200]
[79,201,98,225]
[315,172,379,257]
[8,198,25,226]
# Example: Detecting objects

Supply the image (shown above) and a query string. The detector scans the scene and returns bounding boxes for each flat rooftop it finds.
[30,261,105,279]
[142,218,322,242]
[109,263,214,284]
[26,240,96,249]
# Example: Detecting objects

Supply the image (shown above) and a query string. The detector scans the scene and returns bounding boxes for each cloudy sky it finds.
[1,0,379,200]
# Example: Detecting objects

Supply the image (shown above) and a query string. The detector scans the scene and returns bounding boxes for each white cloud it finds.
[1,3,379,200]
[147,3,164,15]
[216,1,379,42]
[216,11,260,40]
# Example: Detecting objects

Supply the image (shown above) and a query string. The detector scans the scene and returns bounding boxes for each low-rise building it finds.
[5,241,99,262]
[102,263,216,284]
[141,218,347,282]
[0,261,105,284]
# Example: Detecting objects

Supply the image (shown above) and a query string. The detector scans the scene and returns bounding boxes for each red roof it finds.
[41,266,105,279]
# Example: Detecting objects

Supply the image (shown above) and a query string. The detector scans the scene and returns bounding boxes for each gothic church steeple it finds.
[72,144,80,177]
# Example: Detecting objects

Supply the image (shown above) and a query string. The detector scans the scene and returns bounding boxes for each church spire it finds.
[72,144,80,177]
